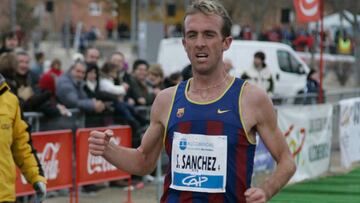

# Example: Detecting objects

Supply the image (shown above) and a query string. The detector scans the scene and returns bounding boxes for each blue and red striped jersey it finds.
[161,77,256,203]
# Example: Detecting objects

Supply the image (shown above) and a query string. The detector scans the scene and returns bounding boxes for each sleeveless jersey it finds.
[161,77,256,203]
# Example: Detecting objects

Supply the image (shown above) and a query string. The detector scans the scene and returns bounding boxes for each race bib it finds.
[170,132,227,193]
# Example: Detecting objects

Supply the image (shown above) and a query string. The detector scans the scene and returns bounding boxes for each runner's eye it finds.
[204,32,215,38]
[186,32,197,39]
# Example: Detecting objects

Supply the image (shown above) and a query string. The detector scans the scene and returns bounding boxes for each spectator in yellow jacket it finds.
[0,73,46,202]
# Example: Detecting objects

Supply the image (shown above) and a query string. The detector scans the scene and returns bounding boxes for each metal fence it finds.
[272,88,360,106]
[22,88,360,202]
[24,88,360,132]
[24,108,84,132]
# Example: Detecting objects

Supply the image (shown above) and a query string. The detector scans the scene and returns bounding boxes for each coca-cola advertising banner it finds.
[293,0,321,23]
[76,126,132,186]
[16,130,73,196]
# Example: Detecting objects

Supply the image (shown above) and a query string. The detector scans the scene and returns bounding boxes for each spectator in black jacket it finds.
[83,62,119,102]
[126,59,155,106]
[0,52,71,132]
[14,51,70,118]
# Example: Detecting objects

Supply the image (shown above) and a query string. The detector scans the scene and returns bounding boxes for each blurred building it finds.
[0,0,11,31]
[48,0,114,39]
[0,0,346,41]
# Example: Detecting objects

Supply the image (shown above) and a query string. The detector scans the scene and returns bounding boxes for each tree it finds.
[328,0,360,85]
[16,1,39,43]
[0,1,38,47]
[221,0,239,18]
[221,0,293,39]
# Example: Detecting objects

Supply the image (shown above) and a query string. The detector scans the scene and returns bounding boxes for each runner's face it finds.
[182,13,232,75]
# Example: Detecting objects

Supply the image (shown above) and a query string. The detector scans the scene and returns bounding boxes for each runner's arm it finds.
[100,89,171,175]
[254,89,296,200]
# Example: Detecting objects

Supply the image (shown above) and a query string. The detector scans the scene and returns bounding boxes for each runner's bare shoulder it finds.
[151,86,178,123]
[154,86,177,105]
[241,83,274,120]
[243,82,270,102]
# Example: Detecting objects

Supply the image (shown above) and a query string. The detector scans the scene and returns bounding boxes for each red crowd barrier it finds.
[15,130,73,201]
[14,126,132,203]
[75,125,132,203]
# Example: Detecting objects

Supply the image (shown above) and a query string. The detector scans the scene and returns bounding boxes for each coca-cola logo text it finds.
[21,143,60,184]
[39,143,60,180]
[87,137,120,174]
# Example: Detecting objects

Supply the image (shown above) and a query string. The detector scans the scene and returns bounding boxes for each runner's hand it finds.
[245,187,267,203]
[88,130,114,156]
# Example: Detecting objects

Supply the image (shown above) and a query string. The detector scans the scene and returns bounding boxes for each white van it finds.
[157,38,310,97]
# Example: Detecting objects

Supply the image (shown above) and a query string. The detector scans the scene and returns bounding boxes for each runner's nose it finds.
[195,36,206,48]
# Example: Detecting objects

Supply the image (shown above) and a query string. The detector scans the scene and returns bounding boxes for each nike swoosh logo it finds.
[217,109,230,114]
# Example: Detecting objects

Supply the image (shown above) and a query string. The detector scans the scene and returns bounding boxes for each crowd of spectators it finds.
[0,30,184,149]
[61,19,131,53]
[164,22,355,55]
[2,31,183,131]
[231,24,355,55]
[0,30,186,194]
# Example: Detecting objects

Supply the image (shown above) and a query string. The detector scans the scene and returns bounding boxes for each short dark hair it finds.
[84,62,99,81]
[307,69,317,80]
[1,31,17,46]
[254,51,265,61]
[184,0,232,38]
[132,59,149,72]
[35,51,44,61]
[254,51,266,67]
[169,71,182,81]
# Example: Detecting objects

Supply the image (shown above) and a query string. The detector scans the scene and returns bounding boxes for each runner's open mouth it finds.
[196,53,208,59]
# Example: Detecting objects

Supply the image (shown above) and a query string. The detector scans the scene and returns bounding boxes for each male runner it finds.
[88,0,296,202]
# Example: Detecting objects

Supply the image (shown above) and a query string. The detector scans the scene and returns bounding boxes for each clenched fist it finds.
[245,187,267,203]
[88,130,115,156]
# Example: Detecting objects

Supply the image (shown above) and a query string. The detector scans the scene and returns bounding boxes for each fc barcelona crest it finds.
[176,108,185,118]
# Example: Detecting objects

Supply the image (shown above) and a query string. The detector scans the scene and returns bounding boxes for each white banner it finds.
[339,98,360,168]
[171,132,227,193]
[277,104,333,183]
